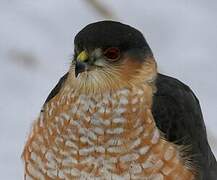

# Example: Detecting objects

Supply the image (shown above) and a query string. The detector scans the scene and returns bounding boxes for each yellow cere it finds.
[77,50,89,62]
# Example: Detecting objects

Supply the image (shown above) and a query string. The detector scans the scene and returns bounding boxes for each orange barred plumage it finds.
[23,59,194,180]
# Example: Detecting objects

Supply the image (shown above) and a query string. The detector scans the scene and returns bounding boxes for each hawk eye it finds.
[103,47,120,61]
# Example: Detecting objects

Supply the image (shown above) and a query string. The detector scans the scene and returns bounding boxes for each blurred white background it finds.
[0,0,217,179]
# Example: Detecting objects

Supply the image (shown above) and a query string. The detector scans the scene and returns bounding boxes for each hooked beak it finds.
[75,50,89,77]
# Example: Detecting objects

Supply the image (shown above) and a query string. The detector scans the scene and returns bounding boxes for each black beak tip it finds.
[75,62,86,77]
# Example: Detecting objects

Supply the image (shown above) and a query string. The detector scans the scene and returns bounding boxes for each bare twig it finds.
[84,0,117,19]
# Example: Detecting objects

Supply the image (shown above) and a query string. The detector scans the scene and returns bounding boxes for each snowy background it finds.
[0,0,217,179]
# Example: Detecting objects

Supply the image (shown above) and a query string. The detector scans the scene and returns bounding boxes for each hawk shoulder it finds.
[44,72,69,104]
[152,73,217,179]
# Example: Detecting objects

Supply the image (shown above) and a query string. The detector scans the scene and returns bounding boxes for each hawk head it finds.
[69,21,157,93]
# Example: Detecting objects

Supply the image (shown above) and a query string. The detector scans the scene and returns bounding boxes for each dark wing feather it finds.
[152,73,217,180]
[44,72,69,104]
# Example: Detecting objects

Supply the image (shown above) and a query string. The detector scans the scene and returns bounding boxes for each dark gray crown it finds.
[74,21,152,56]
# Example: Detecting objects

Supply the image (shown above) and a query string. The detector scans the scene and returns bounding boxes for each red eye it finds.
[104,47,120,61]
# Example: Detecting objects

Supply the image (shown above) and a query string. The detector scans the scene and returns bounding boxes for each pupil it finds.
[108,51,117,59]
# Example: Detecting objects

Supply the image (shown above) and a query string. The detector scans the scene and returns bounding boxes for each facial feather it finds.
[68,57,157,95]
